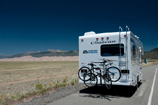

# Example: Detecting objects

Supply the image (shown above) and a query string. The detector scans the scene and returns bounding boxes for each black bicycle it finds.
[78,62,112,89]
[78,63,100,87]
[94,67,112,89]
[96,59,121,82]
[78,59,121,89]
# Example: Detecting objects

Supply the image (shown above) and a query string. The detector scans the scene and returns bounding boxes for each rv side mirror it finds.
[144,59,147,64]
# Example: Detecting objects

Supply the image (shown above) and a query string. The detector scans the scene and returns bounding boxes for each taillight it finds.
[121,70,129,74]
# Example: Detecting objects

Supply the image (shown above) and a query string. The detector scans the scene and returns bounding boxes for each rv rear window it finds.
[101,44,124,56]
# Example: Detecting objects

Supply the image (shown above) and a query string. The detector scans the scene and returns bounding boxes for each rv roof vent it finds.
[135,35,139,39]
[84,31,96,36]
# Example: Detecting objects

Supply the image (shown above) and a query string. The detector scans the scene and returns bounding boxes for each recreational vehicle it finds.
[79,29,144,87]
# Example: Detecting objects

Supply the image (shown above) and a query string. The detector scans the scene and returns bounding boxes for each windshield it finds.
[101,44,124,56]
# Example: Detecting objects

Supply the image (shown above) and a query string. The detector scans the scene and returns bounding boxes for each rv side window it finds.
[101,44,124,56]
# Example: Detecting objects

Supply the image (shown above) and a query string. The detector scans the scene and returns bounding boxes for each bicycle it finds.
[94,67,112,89]
[78,63,101,87]
[89,59,121,89]
[79,62,112,89]
[94,59,121,82]
[78,59,121,89]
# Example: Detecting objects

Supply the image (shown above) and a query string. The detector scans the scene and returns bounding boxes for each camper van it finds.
[79,30,144,87]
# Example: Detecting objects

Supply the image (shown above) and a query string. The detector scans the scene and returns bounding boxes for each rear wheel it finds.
[135,76,139,89]
[78,67,91,81]
[84,73,98,88]
[107,66,121,82]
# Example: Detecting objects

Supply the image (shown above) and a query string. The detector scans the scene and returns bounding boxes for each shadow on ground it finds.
[79,82,142,100]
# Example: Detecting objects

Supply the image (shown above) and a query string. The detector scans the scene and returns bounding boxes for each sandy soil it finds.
[0,56,79,61]
[0,73,72,86]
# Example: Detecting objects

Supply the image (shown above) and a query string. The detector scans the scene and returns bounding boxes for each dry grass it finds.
[0,61,79,105]
[142,59,158,67]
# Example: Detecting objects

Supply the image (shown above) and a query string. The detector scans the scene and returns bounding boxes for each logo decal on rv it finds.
[83,50,98,54]
[91,40,116,45]
[83,50,88,54]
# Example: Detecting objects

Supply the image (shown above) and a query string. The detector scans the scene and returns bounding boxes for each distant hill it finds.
[1,47,158,59]
[0,55,5,59]
[142,47,158,59]
[0,49,79,58]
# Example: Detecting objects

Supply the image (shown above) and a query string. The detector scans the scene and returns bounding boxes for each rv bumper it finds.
[79,80,132,86]
[112,81,132,86]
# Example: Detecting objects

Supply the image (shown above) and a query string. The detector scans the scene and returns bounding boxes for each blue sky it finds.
[0,0,158,55]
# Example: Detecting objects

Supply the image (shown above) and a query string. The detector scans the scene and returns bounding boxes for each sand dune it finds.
[0,56,79,61]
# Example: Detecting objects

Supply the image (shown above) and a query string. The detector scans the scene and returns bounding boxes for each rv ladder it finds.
[119,26,129,70]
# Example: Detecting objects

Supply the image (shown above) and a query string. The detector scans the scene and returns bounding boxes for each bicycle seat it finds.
[88,63,96,66]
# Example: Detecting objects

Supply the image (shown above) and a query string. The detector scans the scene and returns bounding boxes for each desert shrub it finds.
[75,78,78,84]
[41,88,47,95]
[62,77,68,83]
[57,80,60,84]
[60,83,66,87]
[36,84,43,91]
[49,82,53,87]
[20,94,27,99]
[71,78,78,85]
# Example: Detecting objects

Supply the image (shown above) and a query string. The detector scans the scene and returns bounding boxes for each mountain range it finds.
[0,49,79,59]
[0,47,157,59]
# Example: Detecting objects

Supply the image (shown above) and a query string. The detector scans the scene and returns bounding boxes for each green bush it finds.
[41,88,47,95]
[36,84,43,90]
[60,83,66,87]
[62,77,68,83]
[71,78,78,85]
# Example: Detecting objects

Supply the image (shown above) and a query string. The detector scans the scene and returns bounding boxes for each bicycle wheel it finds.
[78,67,91,81]
[103,74,112,89]
[107,66,121,82]
[84,73,98,88]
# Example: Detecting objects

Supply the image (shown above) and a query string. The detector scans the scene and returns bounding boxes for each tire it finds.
[103,74,112,89]
[78,67,91,81]
[107,66,121,82]
[135,76,139,89]
[84,73,98,88]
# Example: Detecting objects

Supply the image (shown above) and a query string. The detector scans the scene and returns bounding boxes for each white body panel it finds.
[79,31,143,86]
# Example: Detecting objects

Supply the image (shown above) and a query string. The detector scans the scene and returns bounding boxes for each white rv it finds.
[79,30,144,87]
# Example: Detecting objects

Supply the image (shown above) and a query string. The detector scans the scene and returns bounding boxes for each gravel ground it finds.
[19,84,86,105]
